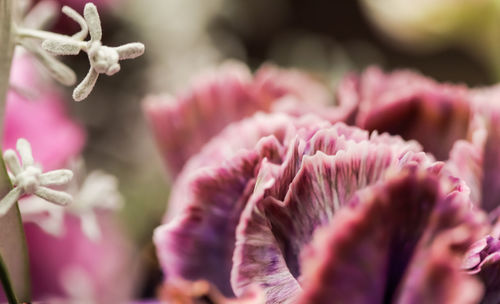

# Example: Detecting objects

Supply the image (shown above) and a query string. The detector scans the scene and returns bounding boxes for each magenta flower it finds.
[335,67,500,302]
[143,62,355,176]
[146,61,500,303]
[152,96,488,302]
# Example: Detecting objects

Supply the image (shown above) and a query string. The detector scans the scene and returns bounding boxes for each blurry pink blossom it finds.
[5,50,85,170]
[25,213,135,303]
[2,50,133,303]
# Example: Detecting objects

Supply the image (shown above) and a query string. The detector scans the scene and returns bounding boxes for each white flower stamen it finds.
[15,2,145,101]
[0,138,73,216]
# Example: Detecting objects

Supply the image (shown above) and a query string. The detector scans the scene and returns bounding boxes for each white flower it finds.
[0,138,73,216]
[20,159,124,241]
[15,2,145,101]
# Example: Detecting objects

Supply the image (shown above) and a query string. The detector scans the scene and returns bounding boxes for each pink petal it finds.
[297,168,485,304]
[4,52,85,170]
[349,67,470,160]
[231,126,425,303]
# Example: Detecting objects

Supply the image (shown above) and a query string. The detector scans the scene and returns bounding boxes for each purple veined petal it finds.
[166,113,331,221]
[228,136,310,302]
[395,227,484,304]
[155,114,334,299]
[464,235,500,304]
[296,167,485,304]
[348,67,471,160]
[154,133,286,297]
[231,129,429,303]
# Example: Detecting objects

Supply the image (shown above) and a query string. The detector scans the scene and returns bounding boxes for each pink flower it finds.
[153,109,485,302]
[149,64,500,303]
[25,213,135,303]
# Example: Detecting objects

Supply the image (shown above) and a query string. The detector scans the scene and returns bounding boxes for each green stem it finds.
[0,0,15,125]
[0,255,17,304]
[0,0,31,302]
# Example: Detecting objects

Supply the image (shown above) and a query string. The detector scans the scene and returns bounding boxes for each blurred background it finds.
[47,0,498,299]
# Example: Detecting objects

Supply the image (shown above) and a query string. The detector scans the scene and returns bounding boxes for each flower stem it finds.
[0,0,15,133]
[0,0,31,303]
[0,255,17,304]
[0,0,19,299]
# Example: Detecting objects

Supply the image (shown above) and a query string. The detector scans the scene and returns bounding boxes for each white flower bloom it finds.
[15,2,145,101]
[20,159,124,241]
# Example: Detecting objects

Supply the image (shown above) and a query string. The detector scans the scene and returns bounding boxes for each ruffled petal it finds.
[464,235,500,304]
[232,126,426,303]
[297,167,484,304]
[154,137,278,296]
[254,65,355,123]
[154,112,334,296]
[350,67,470,160]
[143,62,260,176]
[144,62,354,177]
[446,106,500,214]
[166,113,330,220]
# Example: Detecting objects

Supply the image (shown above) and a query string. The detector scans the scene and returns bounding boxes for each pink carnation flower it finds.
[148,63,500,303]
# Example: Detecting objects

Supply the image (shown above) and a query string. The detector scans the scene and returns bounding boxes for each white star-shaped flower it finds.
[15,2,145,101]
[0,138,73,216]
[40,3,145,101]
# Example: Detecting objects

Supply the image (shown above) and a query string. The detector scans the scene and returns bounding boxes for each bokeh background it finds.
[46,0,497,299]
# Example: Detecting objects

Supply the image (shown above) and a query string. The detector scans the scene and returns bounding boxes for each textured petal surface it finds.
[464,235,500,304]
[154,148,267,296]
[231,125,425,303]
[349,67,470,160]
[297,167,484,304]
[154,113,330,296]
[165,113,330,220]
[446,96,500,214]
